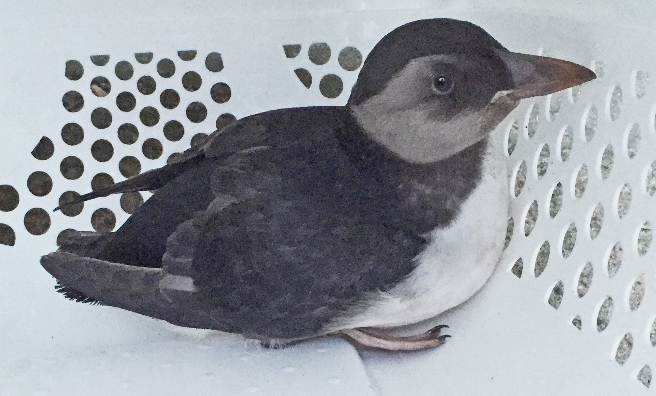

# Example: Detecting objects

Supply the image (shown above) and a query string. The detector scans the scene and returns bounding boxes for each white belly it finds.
[328,148,509,331]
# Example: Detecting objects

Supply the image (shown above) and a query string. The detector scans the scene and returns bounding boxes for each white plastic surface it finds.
[1,1,654,395]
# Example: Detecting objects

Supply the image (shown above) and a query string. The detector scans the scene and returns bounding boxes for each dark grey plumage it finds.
[42,18,595,348]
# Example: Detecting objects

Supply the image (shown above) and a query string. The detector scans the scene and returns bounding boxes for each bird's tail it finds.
[41,251,166,317]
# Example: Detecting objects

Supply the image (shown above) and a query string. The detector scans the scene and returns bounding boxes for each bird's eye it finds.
[432,75,453,95]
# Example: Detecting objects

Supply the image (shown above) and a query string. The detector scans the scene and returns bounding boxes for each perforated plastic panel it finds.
[1,1,654,395]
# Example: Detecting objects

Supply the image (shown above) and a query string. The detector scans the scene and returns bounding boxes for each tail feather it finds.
[41,252,166,317]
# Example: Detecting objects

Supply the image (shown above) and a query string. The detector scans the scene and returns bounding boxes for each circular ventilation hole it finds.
[58,191,83,217]
[65,60,83,80]
[600,145,614,179]
[31,137,54,160]
[115,61,134,80]
[626,123,641,159]
[137,76,156,95]
[510,257,523,278]
[177,50,197,61]
[294,68,312,88]
[140,106,160,127]
[503,217,514,250]
[61,123,84,145]
[116,92,136,112]
[534,241,550,277]
[24,208,50,235]
[210,83,231,104]
[135,52,153,64]
[577,262,593,297]
[118,123,139,144]
[549,182,563,218]
[596,296,613,332]
[62,91,84,112]
[524,201,538,236]
[628,275,645,311]
[186,102,207,123]
[191,133,208,148]
[157,58,176,78]
[536,144,550,178]
[119,156,141,178]
[160,89,180,109]
[216,113,236,130]
[584,106,597,142]
[513,160,527,197]
[283,44,301,59]
[56,228,76,246]
[319,74,343,98]
[589,203,604,239]
[338,47,362,71]
[548,280,564,309]
[91,208,116,232]
[120,192,143,214]
[205,52,224,72]
[616,183,632,218]
[142,138,163,160]
[91,139,113,162]
[91,173,114,191]
[27,171,52,196]
[309,43,331,65]
[607,242,623,278]
[615,333,633,365]
[637,222,652,256]
[609,85,622,121]
[91,107,112,129]
[0,223,15,246]
[574,164,588,198]
[559,125,573,161]
[0,185,19,212]
[90,76,111,97]
[163,120,184,141]
[182,71,202,92]
[60,156,84,180]
[90,55,109,66]
[561,222,577,258]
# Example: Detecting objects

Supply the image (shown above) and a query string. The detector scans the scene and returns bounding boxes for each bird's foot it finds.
[341,325,450,351]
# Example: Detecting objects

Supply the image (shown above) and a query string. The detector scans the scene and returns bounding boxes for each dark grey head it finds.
[348,19,596,164]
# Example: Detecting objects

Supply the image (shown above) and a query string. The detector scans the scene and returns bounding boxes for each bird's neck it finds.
[338,110,487,233]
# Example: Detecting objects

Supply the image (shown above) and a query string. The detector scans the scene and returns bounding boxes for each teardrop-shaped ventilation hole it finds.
[637,365,652,388]
[559,125,573,161]
[526,104,539,138]
[549,183,563,218]
[510,257,523,278]
[507,120,519,156]
[614,333,633,365]
[626,123,641,159]
[514,161,527,197]
[524,201,538,236]
[637,222,652,257]
[609,85,622,121]
[503,217,514,251]
[590,203,604,240]
[600,145,614,180]
[596,296,613,332]
[584,106,598,142]
[577,262,593,297]
[574,164,588,198]
[628,275,645,311]
[536,144,550,178]
[607,242,623,278]
[572,316,582,330]
[562,223,577,258]
[617,183,632,219]
[647,161,656,196]
[548,281,564,309]
[534,241,550,277]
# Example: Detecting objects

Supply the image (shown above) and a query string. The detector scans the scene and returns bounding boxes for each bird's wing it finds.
[43,107,426,341]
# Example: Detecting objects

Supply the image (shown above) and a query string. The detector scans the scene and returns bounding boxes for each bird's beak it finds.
[492,50,596,104]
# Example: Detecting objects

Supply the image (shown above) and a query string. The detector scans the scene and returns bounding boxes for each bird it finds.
[41,18,595,351]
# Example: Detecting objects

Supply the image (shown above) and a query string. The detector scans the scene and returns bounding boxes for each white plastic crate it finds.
[0,1,654,395]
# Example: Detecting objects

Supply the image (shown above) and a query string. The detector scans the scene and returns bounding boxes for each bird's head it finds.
[348,18,596,164]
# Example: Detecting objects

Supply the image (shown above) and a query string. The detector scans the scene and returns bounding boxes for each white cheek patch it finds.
[159,274,197,292]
